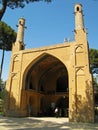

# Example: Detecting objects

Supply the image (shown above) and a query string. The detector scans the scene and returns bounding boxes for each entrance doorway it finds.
[56,96,69,117]
[25,54,69,117]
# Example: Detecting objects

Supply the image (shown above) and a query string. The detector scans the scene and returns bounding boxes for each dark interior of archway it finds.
[25,54,69,117]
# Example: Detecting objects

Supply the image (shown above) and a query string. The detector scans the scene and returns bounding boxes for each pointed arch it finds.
[75,45,83,53]
[22,53,69,90]
[76,67,84,75]
[21,52,69,117]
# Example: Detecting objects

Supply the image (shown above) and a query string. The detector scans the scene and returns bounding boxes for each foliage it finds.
[93,76,98,92]
[5,0,51,9]
[0,79,5,91]
[0,21,17,51]
[0,0,52,20]
[89,48,98,70]
[89,48,98,100]
[0,21,16,81]
[0,90,6,100]
[0,79,6,100]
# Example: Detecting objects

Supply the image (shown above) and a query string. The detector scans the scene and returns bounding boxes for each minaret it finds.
[72,4,94,123]
[74,4,87,42]
[74,4,84,30]
[12,18,25,52]
[16,18,25,43]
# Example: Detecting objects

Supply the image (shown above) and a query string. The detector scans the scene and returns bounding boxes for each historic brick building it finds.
[5,3,94,122]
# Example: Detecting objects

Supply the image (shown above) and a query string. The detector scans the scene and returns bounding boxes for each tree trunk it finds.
[0,49,5,80]
[0,0,7,21]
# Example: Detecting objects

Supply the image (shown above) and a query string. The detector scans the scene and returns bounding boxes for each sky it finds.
[0,0,98,81]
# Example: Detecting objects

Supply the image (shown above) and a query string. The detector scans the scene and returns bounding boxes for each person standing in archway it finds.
[54,107,59,118]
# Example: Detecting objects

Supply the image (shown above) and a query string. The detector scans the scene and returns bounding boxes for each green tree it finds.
[0,79,6,116]
[89,48,98,103]
[93,76,98,104]
[0,21,17,80]
[0,79,5,100]
[93,77,98,92]
[89,48,98,73]
[0,79,5,91]
[0,0,51,20]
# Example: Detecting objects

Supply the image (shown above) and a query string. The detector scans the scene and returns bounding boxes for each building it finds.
[5,3,94,123]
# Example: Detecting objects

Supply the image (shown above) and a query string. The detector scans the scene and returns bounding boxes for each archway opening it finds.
[25,54,69,117]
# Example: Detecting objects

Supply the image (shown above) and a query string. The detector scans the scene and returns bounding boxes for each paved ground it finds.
[0,116,98,130]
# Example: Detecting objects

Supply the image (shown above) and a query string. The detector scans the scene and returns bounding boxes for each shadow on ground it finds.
[0,116,98,130]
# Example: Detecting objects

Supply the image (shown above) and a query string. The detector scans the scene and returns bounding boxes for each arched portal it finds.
[24,53,69,117]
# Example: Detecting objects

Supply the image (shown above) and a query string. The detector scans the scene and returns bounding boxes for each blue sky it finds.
[0,0,98,81]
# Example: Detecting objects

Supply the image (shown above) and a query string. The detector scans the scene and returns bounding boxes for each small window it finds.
[77,7,79,11]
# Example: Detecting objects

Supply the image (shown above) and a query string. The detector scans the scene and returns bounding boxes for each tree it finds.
[89,48,98,104]
[89,48,98,74]
[93,77,98,92]
[0,21,16,80]
[0,0,52,21]
[0,78,5,91]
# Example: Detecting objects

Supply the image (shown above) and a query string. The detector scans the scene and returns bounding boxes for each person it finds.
[54,107,59,118]
[51,102,55,116]
[51,102,55,110]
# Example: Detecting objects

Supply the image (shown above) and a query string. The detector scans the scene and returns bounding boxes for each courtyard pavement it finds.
[0,116,98,130]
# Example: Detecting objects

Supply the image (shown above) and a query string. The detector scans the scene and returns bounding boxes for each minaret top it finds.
[12,18,25,52]
[74,3,82,13]
[16,18,25,43]
[74,3,84,30]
